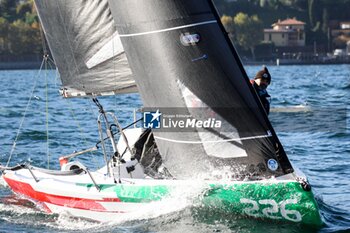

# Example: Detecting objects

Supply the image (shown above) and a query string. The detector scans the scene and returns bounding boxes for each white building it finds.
[264,18,306,47]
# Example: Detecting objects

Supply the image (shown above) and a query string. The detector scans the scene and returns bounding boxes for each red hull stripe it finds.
[3,176,124,213]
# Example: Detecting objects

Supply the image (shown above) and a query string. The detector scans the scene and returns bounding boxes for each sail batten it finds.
[85,32,125,69]
[154,134,272,144]
[34,0,137,97]
[118,20,218,37]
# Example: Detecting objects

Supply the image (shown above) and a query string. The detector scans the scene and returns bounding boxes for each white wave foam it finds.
[0,180,208,230]
[25,182,207,231]
[271,105,312,113]
[0,202,104,231]
[103,181,208,226]
[43,213,104,231]
[0,203,40,216]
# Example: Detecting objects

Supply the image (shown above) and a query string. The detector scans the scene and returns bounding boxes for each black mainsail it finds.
[108,0,294,180]
[34,0,137,97]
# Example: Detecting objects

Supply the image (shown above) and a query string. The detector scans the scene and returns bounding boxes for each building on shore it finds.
[330,21,350,53]
[263,18,306,47]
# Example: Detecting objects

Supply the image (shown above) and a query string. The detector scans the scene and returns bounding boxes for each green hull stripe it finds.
[76,183,170,202]
[76,181,322,226]
[204,182,322,226]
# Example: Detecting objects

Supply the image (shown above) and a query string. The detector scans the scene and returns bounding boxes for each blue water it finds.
[0,65,349,232]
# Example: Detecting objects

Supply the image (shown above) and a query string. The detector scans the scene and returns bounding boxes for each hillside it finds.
[0,0,349,60]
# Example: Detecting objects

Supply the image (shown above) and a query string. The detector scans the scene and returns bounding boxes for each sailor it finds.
[250,66,271,115]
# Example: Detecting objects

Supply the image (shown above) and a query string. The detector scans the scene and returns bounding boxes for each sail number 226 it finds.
[240,198,302,222]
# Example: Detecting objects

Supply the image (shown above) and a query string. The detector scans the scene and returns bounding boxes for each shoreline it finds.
[1,60,350,70]
[243,59,350,66]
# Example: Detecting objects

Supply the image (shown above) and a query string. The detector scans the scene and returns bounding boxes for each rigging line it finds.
[65,98,99,165]
[38,20,48,56]
[154,134,272,144]
[95,117,143,147]
[47,61,100,166]
[108,13,118,111]
[58,77,99,164]
[47,61,99,166]
[6,59,46,167]
[89,99,108,168]
[45,56,50,169]
[119,20,217,37]
[47,56,56,67]
[46,58,58,88]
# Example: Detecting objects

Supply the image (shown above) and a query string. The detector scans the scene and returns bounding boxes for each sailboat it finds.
[1,0,322,226]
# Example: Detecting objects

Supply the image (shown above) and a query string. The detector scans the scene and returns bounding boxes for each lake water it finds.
[0,65,349,232]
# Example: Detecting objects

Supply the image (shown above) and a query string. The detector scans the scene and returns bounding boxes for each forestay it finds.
[108,0,294,179]
[34,0,137,97]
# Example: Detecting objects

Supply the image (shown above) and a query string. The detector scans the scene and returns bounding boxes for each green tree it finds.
[24,11,38,25]
[308,0,320,32]
[233,12,263,60]
[221,14,234,32]
[0,17,9,54]
[266,0,282,9]
[0,0,18,22]
[221,14,235,42]
[0,0,41,56]
[16,1,33,21]
[8,19,41,55]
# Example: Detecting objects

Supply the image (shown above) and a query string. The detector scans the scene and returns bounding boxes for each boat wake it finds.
[0,180,209,231]
[0,200,105,231]
[104,181,208,225]
[1,182,349,232]
[270,104,312,113]
[0,196,58,230]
